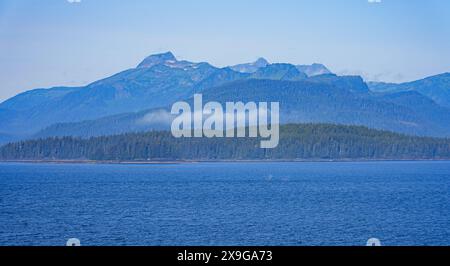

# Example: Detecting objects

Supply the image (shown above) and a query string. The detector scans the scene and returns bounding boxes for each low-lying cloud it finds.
[137,109,174,125]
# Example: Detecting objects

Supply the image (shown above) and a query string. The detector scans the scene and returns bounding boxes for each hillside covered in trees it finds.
[1,124,450,161]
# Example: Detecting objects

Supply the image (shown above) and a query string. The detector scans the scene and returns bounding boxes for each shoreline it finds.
[1,158,450,165]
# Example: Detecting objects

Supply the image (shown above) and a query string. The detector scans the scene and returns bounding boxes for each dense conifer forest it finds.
[1,124,450,161]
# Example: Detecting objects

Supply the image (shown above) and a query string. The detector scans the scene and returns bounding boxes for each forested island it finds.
[1,124,450,161]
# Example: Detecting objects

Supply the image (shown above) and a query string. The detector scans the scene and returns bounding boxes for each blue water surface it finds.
[0,161,449,246]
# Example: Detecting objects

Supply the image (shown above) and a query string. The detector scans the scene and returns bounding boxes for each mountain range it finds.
[368,73,450,108]
[0,52,449,144]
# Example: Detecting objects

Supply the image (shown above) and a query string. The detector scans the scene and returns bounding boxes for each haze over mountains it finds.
[0,52,449,144]
[368,73,450,108]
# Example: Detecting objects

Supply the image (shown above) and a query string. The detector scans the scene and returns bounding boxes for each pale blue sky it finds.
[0,0,449,101]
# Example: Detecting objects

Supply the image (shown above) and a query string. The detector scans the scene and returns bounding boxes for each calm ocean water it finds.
[0,161,449,246]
